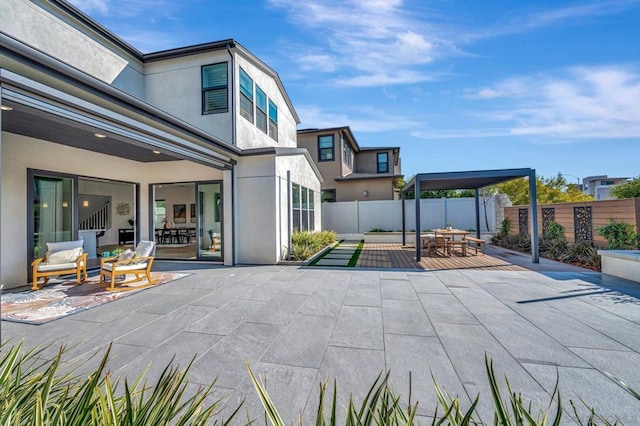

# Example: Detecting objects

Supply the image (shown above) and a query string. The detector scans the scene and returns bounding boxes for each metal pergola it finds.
[401,168,539,263]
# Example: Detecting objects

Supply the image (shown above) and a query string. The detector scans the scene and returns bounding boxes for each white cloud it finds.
[430,65,640,141]
[270,0,441,86]
[297,105,419,133]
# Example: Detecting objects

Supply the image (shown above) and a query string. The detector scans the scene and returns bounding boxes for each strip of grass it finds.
[308,239,344,266]
[347,240,364,267]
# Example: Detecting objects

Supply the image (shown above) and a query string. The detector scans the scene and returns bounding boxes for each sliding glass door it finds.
[30,173,75,260]
[197,183,222,260]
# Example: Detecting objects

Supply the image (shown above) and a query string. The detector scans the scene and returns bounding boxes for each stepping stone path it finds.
[313,240,361,267]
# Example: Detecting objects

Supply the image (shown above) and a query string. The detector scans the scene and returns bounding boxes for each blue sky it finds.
[70,0,640,182]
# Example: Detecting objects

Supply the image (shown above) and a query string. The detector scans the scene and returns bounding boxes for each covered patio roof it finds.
[401,168,539,263]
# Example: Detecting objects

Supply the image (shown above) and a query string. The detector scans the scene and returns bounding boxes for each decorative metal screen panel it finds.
[518,208,529,235]
[542,208,555,234]
[574,206,593,242]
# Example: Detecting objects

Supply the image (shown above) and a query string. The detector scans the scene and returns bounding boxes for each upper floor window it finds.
[268,100,278,141]
[255,85,267,134]
[318,135,334,161]
[239,67,254,122]
[377,152,389,173]
[600,180,615,186]
[202,63,228,114]
[343,142,353,168]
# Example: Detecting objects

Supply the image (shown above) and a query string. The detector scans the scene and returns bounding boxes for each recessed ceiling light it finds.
[0,105,13,111]
[94,133,107,138]
[152,150,161,154]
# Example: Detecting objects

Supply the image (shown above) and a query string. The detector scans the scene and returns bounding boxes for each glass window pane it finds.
[204,88,227,112]
[302,187,308,209]
[293,209,301,232]
[256,86,267,111]
[302,211,309,231]
[240,93,253,121]
[309,189,314,210]
[202,63,227,88]
[292,184,300,208]
[240,67,253,99]
[268,100,277,122]
[33,176,74,258]
[256,110,267,133]
[319,135,333,148]
[309,211,315,231]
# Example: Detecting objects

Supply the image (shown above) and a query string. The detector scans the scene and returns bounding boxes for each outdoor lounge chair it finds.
[99,240,156,291]
[31,240,88,290]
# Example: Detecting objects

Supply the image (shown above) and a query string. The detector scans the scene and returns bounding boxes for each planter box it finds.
[598,250,640,283]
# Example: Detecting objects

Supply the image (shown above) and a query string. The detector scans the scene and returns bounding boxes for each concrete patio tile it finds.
[524,363,640,424]
[448,287,513,315]
[261,314,336,368]
[298,282,349,318]
[116,305,213,348]
[240,279,289,301]
[380,279,419,300]
[607,332,640,352]
[314,259,350,267]
[189,322,283,388]
[560,298,640,336]
[350,270,380,284]
[418,293,479,325]
[433,322,550,424]
[283,277,324,295]
[116,331,223,384]
[384,334,470,417]
[189,284,255,308]
[230,362,318,425]
[382,300,435,336]
[474,313,589,368]
[433,270,480,289]
[379,270,409,280]
[188,299,267,335]
[344,282,381,307]
[248,293,306,325]
[302,346,385,425]
[408,274,451,294]
[330,306,384,350]
[569,347,640,387]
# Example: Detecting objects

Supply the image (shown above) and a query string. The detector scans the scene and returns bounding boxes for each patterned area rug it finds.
[1,272,191,325]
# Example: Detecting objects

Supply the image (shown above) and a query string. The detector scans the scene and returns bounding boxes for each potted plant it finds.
[446,222,452,231]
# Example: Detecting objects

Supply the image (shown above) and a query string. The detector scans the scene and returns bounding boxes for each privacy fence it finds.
[504,198,640,246]
[322,197,501,235]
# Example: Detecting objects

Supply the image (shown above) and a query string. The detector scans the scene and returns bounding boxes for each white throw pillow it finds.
[118,249,137,262]
[46,247,83,265]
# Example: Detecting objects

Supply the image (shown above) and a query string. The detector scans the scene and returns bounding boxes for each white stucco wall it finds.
[0,0,145,98]
[275,154,322,258]
[235,156,278,264]
[234,55,297,150]
[1,132,226,288]
[143,51,234,144]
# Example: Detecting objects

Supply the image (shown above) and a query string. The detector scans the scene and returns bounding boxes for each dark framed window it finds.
[322,189,336,203]
[318,135,334,161]
[202,63,228,114]
[255,85,267,133]
[309,189,315,231]
[268,100,278,141]
[292,184,315,231]
[343,142,353,168]
[292,183,301,232]
[301,187,309,231]
[377,152,389,173]
[239,67,254,122]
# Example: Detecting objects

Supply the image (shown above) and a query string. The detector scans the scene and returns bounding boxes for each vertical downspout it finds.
[226,43,236,146]
[287,170,292,260]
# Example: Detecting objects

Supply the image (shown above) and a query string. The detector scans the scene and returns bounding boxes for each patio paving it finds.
[2,260,640,424]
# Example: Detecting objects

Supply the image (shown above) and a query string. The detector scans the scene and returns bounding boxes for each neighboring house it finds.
[582,175,629,200]
[297,127,402,202]
[0,0,322,289]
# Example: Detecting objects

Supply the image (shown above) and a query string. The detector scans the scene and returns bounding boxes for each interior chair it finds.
[99,240,156,291]
[31,240,88,290]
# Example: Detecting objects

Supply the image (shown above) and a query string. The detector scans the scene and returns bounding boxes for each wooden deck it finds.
[356,242,527,271]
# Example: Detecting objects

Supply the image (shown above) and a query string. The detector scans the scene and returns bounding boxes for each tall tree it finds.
[496,174,594,205]
[610,177,640,199]
[478,186,498,231]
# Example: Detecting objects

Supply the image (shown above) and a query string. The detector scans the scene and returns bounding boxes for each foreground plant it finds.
[0,341,240,425]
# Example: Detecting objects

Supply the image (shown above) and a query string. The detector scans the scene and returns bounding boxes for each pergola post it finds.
[415,175,421,261]
[529,169,540,263]
[401,190,406,245]
[475,188,481,239]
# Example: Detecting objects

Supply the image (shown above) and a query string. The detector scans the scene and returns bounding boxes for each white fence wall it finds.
[322,197,498,234]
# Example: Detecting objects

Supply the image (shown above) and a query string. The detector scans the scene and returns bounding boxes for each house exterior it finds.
[582,175,629,200]
[0,0,322,289]
[297,127,402,202]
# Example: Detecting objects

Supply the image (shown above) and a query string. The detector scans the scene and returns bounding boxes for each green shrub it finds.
[290,230,337,260]
[498,218,512,237]
[562,242,601,270]
[0,342,239,425]
[598,219,639,250]
[544,222,566,240]
[369,228,393,232]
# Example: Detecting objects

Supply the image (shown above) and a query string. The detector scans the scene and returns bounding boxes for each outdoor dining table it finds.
[434,229,470,240]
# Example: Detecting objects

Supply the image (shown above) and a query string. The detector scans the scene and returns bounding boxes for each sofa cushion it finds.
[102,262,148,272]
[38,262,78,272]
[46,240,84,254]
[46,247,83,265]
